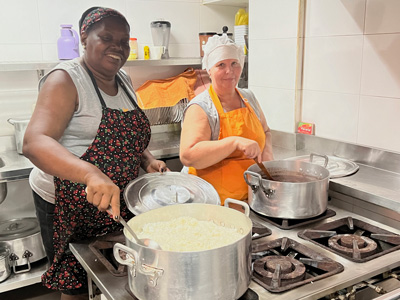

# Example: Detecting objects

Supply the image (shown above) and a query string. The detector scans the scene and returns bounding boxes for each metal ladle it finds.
[107,208,162,250]
[254,159,274,181]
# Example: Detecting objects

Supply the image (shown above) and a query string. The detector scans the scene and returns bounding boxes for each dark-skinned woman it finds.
[23,7,167,299]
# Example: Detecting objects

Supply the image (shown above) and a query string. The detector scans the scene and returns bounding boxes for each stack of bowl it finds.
[234,25,248,54]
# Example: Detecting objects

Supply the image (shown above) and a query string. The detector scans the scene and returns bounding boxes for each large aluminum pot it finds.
[244,159,330,219]
[0,218,46,274]
[7,118,30,154]
[0,243,11,282]
[114,199,252,300]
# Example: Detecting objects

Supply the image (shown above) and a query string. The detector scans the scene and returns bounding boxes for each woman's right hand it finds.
[84,172,121,219]
[234,137,262,161]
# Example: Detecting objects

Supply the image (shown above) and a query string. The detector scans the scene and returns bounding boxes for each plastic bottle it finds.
[144,46,150,60]
[128,38,138,60]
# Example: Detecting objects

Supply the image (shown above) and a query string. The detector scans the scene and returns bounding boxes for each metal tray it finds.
[123,172,220,215]
[285,153,359,178]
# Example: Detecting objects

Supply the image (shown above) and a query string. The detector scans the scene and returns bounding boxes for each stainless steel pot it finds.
[0,243,11,282]
[244,159,330,219]
[114,199,252,300]
[7,118,30,154]
[0,218,46,274]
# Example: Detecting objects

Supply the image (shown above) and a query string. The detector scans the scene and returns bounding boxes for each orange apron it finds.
[189,85,265,205]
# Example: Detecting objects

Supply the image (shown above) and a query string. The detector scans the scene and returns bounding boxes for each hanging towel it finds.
[136,68,198,109]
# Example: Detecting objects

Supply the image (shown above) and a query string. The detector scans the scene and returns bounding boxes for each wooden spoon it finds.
[254,159,274,181]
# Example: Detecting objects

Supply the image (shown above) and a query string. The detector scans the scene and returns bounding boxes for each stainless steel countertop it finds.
[70,204,400,300]
[0,129,181,183]
[0,150,33,182]
[1,130,400,215]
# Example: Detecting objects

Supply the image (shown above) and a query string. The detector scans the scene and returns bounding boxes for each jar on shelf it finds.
[128,38,138,60]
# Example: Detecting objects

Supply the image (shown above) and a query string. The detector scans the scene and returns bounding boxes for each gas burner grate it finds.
[251,219,272,240]
[252,209,336,230]
[88,231,127,276]
[251,237,344,293]
[298,217,400,262]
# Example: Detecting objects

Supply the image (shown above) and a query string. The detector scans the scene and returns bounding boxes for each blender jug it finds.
[150,21,171,59]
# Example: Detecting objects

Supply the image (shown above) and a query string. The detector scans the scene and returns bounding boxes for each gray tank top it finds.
[30,58,138,203]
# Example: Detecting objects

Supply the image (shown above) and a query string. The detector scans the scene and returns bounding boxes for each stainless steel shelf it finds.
[0,259,48,293]
[0,57,202,72]
[203,0,248,6]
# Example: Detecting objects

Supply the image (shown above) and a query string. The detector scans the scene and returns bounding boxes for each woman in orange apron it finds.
[180,34,274,205]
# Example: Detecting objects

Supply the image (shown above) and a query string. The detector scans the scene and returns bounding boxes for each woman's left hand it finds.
[145,159,169,173]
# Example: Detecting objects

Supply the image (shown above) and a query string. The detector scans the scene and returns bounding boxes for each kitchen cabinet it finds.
[203,0,248,6]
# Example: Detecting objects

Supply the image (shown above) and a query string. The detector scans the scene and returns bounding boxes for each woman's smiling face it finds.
[209,59,242,92]
[82,16,130,76]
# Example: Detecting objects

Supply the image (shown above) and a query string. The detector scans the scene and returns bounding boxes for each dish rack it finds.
[142,98,188,126]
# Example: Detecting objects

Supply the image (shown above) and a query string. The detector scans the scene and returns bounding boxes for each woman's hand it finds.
[141,149,169,173]
[234,137,262,161]
[84,171,121,219]
[145,159,169,173]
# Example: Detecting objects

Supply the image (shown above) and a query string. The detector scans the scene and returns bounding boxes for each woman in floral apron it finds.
[24,7,168,300]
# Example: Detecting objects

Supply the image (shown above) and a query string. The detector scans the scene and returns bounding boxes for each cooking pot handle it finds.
[310,153,329,168]
[113,243,164,287]
[224,198,250,216]
[9,251,32,274]
[243,170,262,193]
[114,242,138,274]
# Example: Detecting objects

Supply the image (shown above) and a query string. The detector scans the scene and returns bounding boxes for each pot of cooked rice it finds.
[113,198,252,300]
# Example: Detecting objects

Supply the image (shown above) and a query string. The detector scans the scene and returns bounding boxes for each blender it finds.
[150,21,171,59]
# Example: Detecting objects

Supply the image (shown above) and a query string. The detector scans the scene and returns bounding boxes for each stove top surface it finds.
[298,216,400,262]
[252,237,344,292]
[70,205,400,300]
[252,209,336,230]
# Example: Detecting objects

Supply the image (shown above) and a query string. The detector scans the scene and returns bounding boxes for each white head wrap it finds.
[202,34,245,71]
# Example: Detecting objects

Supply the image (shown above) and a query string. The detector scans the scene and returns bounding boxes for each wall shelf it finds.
[202,0,248,6]
[0,57,202,72]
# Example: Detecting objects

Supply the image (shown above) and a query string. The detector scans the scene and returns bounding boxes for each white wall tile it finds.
[249,38,297,89]
[37,0,127,44]
[0,45,43,62]
[305,0,365,37]
[249,85,296,133]
[0,71,38,91]
[302,90,359,143]
[357,95,400,153]
[250,0,299,39]
[0,91,37,136]
[127,1,199,47]
[303,36,363,94]
[360,33,400,99]
[365,0,400,34]
[199,5,238,33]
[0,0,41,44]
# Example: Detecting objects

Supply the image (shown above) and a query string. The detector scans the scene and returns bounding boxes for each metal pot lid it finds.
[285,153,359,178]
[123,172,220,215]
[0,218,40,241]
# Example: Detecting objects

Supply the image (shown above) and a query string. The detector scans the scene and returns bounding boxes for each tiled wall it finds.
[0,0,241,137]
[249,0,400,154]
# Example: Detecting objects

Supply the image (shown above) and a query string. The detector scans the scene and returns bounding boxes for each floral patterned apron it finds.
[42,66,151,291]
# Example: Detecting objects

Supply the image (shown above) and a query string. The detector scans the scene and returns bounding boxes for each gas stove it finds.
[70,205,400,300]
